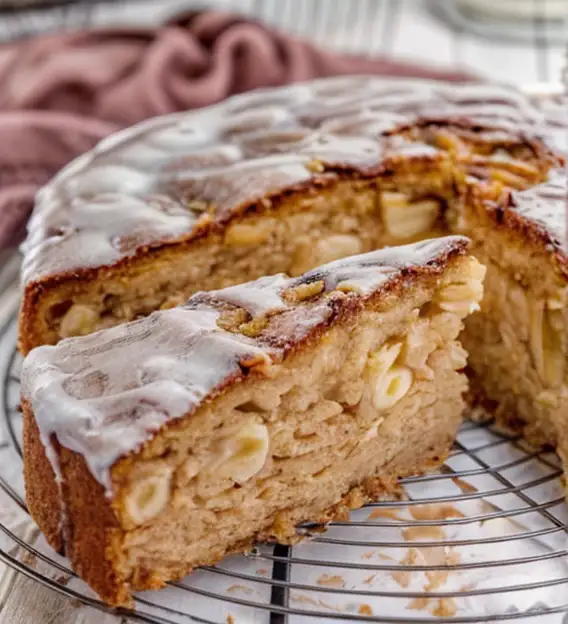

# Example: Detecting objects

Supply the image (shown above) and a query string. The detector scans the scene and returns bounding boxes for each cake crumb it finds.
[408,597,431,611]
[402,525,446,541]
[363,574,376,585]
[256,568,268,576]
[400,548,420,565]
[227,584,254,595]
[422,547,460,590]
[377,552,394,561]
[22,551,37,568]
[452,477,478,493]
[367,507,401,520]
[431,597,457,617]
[391,549,418,588]
[361,551,375,559]
[226,616,235,624]
[317,574,345,588]
[392,547,423,586]
[390,570,411,588]
[409,504,465,521]
[359,603,373,615]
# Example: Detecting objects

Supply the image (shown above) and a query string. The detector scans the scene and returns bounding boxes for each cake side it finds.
[22,237,483,605]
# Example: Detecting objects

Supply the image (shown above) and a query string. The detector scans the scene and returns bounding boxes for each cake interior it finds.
[27,125,548,347]
[35,253,474,603]
[459,195,568,452]
[32,164,454,344]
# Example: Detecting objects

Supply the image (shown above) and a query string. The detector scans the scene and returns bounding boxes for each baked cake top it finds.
[21,235,468,493]
[20,77,564,286]
[507,168,567,256]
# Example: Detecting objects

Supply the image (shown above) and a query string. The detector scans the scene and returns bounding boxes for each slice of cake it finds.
[18,79,561,355]
[22,236,484,606]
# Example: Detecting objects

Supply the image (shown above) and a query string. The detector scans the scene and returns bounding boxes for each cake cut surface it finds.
[459,170,567,454]
[22,236,483,605]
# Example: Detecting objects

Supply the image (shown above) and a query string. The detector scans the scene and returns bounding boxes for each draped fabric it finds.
[0,11,473,248]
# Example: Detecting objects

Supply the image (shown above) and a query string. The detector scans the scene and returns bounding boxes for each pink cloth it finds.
[0,11,474,249]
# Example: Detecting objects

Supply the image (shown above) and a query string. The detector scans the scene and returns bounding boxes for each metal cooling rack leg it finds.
[269,544,291,624]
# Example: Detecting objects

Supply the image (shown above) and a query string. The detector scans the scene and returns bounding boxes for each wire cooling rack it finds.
[2,302,568,623]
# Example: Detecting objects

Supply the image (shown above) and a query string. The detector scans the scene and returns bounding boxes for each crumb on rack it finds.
[316,574,345,588]
[431,597,458,617]
[408,597,431,611]
[366,507,401,520]
[452,477,478,493]
[226,584,254,595]
[408,504,465,521]
[401,525,446,541]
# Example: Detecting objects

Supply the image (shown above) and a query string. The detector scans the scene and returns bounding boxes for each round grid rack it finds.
[1,309,568,624]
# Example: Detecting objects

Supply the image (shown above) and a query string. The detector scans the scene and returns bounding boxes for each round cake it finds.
[18,76,568,605]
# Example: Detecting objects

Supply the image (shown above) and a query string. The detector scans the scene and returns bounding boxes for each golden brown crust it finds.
[59,448,128,606]
[474,183,568,281]
[23,399,128,605]
[22,403,63,554]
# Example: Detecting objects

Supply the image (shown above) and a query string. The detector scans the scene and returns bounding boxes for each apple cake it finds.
[21,236,483,606]
[18,76,567,604]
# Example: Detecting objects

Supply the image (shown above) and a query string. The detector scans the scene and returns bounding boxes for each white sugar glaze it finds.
[20,76,566,286]
[21,236,468,494]
[509,169,567,253]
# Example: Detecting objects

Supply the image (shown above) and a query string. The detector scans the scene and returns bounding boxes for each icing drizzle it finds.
[508,168,567,253]
[20,77,566,286]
